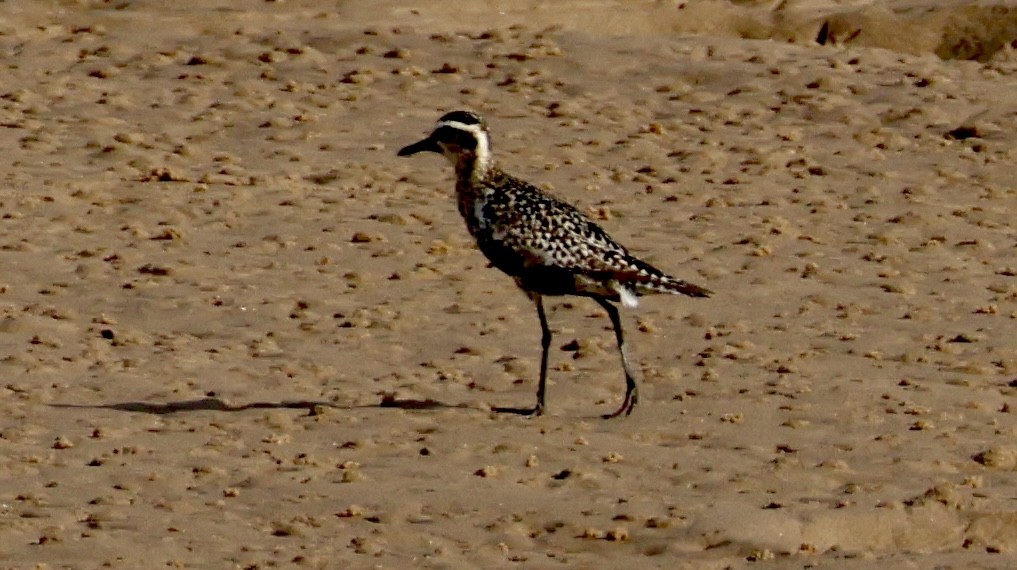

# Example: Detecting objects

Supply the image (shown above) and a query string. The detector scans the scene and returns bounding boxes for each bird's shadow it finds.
[48,395,473,416]
[490,405,539,417]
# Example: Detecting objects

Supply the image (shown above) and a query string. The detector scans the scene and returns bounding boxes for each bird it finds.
[398,110,712,418]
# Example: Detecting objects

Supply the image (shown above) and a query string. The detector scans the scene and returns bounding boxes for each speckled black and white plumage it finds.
[399,110,711,417]
[462,168,712,305]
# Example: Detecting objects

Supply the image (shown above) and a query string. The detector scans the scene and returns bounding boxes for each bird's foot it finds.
[602,395,636,419]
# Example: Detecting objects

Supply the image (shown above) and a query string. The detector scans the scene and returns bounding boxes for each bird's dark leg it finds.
[493,294,550,417]
[531,294,551,416]
[594,298,638,418]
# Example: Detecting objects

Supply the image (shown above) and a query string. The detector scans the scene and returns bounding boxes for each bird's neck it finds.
[452,152,493,186]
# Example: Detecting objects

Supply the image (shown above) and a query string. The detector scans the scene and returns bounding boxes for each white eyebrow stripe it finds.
[435,120,484,134]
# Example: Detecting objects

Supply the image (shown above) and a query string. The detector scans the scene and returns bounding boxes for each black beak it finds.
[398,136,440,156]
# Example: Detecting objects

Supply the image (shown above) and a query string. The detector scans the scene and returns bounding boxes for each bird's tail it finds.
[625,256,713,298]
[638,274,713,298]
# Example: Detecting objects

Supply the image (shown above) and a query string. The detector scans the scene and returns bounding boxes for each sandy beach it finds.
[1,1,1016,567]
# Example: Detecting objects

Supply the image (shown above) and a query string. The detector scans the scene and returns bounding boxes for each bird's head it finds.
[398,110,492,175]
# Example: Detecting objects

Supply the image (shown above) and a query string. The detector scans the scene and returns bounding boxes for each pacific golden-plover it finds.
[398,111,711,417]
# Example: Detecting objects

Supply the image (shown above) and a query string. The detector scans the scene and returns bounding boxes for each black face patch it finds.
[438,110,483,126]
[433,125,478,151]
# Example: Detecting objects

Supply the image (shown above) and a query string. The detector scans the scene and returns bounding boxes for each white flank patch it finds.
[473,197,490,231]
[618,286,639,309]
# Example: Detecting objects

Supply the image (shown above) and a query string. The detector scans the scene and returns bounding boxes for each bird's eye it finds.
[456,132,478,150]
[434,127,478,151]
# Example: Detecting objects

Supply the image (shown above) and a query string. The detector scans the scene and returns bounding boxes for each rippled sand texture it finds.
[1,1,1016,568]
